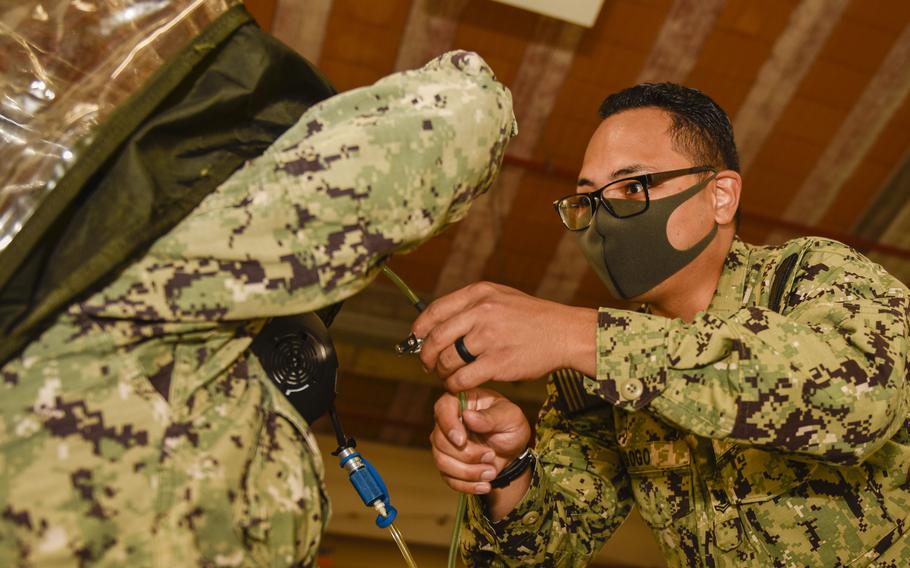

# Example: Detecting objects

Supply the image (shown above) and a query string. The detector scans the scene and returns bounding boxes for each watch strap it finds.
[489,448,534,489]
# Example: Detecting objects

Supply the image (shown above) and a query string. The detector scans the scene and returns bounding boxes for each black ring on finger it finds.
[455,336,477,364]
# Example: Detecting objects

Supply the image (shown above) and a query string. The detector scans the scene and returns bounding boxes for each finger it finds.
[441,474,492,495]
[432,447,497,483]
[462,386,502,412]
[462,400,524,435]
[435,336,477,379]
[433,394,466,447]
[430,427,494,464]
[444,356,499,393]
[418,311,476,373]
[413,282,497,336]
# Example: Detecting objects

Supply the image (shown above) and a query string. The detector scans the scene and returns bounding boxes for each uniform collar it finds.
[705,237,751,316]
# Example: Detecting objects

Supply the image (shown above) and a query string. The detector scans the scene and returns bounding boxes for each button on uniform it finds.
[521,511,540,526]
[620,378,644,401]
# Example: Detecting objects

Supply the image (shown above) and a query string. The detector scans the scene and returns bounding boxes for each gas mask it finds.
[252,310,339,425]
[249,268,432,562]
[576,173,717,300]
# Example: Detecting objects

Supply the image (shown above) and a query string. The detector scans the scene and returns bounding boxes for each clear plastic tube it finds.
[380,266,461,567]
[388,522,418,568]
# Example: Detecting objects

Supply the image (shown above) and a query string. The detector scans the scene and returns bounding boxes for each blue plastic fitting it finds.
[339,449,399,528]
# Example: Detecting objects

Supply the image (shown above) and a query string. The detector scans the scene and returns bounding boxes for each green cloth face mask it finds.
[575,174,717,300]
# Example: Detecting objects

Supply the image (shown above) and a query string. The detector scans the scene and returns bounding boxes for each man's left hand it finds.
[411,281,597,392]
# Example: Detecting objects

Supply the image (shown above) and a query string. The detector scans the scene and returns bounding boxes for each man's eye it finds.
[625,181,645,195]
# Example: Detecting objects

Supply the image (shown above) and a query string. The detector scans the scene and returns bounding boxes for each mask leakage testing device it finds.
[252,266,467,568]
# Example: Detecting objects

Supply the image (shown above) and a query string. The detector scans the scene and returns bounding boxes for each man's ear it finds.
[713,170,741,225]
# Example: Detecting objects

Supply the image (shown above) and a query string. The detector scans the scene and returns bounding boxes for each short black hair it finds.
[598,83,740,173]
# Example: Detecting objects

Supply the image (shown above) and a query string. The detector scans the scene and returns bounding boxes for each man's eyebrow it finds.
[577,177,596,188]
[576,163,653,187]
[610,163,651,178]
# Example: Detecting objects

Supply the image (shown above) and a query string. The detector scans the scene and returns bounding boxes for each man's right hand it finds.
[431,389,532,519]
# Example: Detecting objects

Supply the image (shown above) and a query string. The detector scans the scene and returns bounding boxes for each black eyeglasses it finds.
[553,165,715,231]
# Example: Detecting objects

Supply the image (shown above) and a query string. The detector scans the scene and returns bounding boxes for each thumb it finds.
[463,400,522,435]
[462,409,495,434]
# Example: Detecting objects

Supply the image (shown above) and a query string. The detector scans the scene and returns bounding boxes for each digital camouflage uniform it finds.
[464,237,910,567]
[0,51,516,567]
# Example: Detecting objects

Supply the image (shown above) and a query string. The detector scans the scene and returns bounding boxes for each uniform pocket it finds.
[725,448,898,566]
[616,411,694,529]
[625,449,696,566]
[722,447,815,504]
[624,439,694,529]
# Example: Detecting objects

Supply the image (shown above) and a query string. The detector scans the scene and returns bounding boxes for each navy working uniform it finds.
[463,237,910,567]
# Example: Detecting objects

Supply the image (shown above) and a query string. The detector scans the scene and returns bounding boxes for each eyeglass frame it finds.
[552,165,716,231]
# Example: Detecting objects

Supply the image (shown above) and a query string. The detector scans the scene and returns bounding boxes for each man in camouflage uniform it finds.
[415,83,910,566]
[0,51,516,566]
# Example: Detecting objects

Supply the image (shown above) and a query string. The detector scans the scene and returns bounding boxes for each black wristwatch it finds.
[490,448,535,489]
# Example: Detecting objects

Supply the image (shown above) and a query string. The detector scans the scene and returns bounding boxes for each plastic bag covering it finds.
[0,0,240,253]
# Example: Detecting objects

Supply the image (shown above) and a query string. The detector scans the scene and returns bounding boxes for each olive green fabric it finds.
[0,5,336,365]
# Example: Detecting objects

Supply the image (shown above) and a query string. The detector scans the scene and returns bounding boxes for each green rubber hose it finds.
[381,265,467,568]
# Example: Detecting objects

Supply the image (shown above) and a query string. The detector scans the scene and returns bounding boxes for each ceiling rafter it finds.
[394,0,469,72]
[271,0,334,63]
[636,0,725,84]
[734,0,849,171]
[434,18,582,296]
[782,22,910,225]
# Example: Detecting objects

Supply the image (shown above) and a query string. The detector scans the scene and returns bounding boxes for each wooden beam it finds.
[635,0,725,84]
[394,0,469,72]
[271,0,335,63]
[244,0,277,32]
[734,0,849,171]
[782,22,910,224]
[433,19,582,297]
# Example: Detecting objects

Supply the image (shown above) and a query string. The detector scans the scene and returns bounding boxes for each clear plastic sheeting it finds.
[0,0,239,252]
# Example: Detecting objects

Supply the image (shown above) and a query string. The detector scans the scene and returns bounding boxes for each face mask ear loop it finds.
[381,265,466,568]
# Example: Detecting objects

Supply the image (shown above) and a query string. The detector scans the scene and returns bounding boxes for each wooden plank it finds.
[636,0,725,84]
[781,22,910,224]
[318,0,412,91]
[244,0,277,32]
[394,0,469,72]
[733,0,849,171]
[271,0,335,63]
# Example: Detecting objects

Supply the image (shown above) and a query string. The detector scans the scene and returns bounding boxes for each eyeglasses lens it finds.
[557,195,593,230]
[600,180,648,218]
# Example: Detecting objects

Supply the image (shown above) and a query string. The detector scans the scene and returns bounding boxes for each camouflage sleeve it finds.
[81,51,516,321]
[591,242,909,465]
[461,379,633,566]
